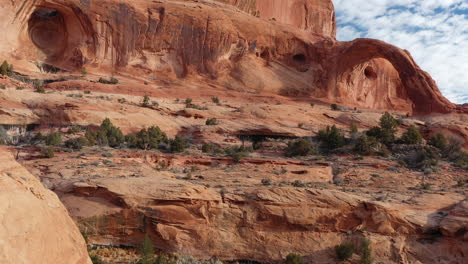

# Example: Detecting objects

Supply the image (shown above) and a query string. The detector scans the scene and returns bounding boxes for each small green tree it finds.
[65,137,88,150]
[400,125,423,144]
[331,103,340,111]
[211,97,220,104]
[285,253,303,264]
[335,242,355,261]
[285,139,314,157]
[1,60,9,76]
[45,132,62,146]
[170,135,187,153]
[428,133,447,151]
[41,147,55,158]
[81,67,88,76]
[139,234,155,264]
[90,255,103,264]
[354,135,380,155]
[360,238,373,264]
[318,125,345,150]
[350,123,358,134]
[142,95,150,107]
[205,118,219,126]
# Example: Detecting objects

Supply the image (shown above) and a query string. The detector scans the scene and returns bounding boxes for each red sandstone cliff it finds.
[0,0,459,114]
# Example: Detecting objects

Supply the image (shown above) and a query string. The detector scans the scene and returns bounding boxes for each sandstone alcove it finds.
[26,6,95,71]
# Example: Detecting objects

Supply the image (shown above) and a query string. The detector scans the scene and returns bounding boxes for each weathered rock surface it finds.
[0,147,91,264]
[0,0,460,114]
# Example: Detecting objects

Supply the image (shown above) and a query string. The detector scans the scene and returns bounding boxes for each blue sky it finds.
[334,0,468,104]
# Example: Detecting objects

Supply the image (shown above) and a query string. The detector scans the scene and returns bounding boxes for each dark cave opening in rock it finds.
[364,66,377,79]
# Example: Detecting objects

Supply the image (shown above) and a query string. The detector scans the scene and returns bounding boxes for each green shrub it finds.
[285,253,303,264]
[127,126,167,150]
[428,133,447,151]
[331,103,340,111]
[285,139,314,157]
[225,145,251,162]
[261,178,272,186]
[90,255,103,264]
[170,135,187,153]
[85,118,124,147]
[98,76,118,84]
[335,242,355,261]
[205,118,219,126]
[81,67,87,76]
[45,132,62,146]
[354,135,380,155]
[211,97,220,104]
[360,238,373,264]
[65,137,88,150]
[41,147,55,158]
[318,125,345,150]
[202,143,221,154]
[0,85,5,89]
[35,86,45,93]
[142,95,150,107]
[400,125,423,144]
[1,61,9,76]
[400,146,439,170]
[185,98,192,104]
[139,234,155,264]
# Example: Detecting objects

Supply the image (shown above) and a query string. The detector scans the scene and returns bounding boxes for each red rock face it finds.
[217,0,336,37]
[0,0,459,115]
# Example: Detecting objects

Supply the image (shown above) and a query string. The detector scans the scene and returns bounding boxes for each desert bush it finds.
[35,85,45,93]
[354,135,380,155]
[142,95,150,107]
[202,143,222,154]
[205,118,219,126]
[211,97,220,104]
[398,145,439,170]
[285,139,314,157]
[45,132,62,146]
[400,125,423,144]
[445,137,463,159]
[1,60,9,76]
[65,137,88,150]
[127,126,167,150]
[41,147,55,158]
[185,98,193,104]
[139,234,155,264]
[98,76,118,84]
[90,255,103,264]
[360,238,373,264]
[366,112,398,145]
[285,253,303,264]
[100,118,125,147]
[261,178,272,186]
[331,103,340,111]
[335,242,355,261]
[428,133,447,151]
[0,85,5,89]
[170,135,188,153]
[225,145,252,162]
[318,125,345,150]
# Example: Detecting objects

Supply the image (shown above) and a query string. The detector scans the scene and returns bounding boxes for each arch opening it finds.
[292,54,306,63]
[364,66,377,79]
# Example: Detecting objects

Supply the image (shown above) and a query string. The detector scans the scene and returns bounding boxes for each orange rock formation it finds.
[0,0,461,114]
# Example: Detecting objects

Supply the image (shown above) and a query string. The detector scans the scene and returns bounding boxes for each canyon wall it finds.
[0,0,458,113]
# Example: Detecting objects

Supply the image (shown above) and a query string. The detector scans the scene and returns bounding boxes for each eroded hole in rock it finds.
[28,8,68,59]
[293,54,306,63]
[364,66,377,79]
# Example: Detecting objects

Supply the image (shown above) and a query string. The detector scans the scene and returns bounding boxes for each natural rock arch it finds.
[329,39,455,114]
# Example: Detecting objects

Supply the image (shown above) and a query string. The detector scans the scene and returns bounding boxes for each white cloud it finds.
[334,0,468,104]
